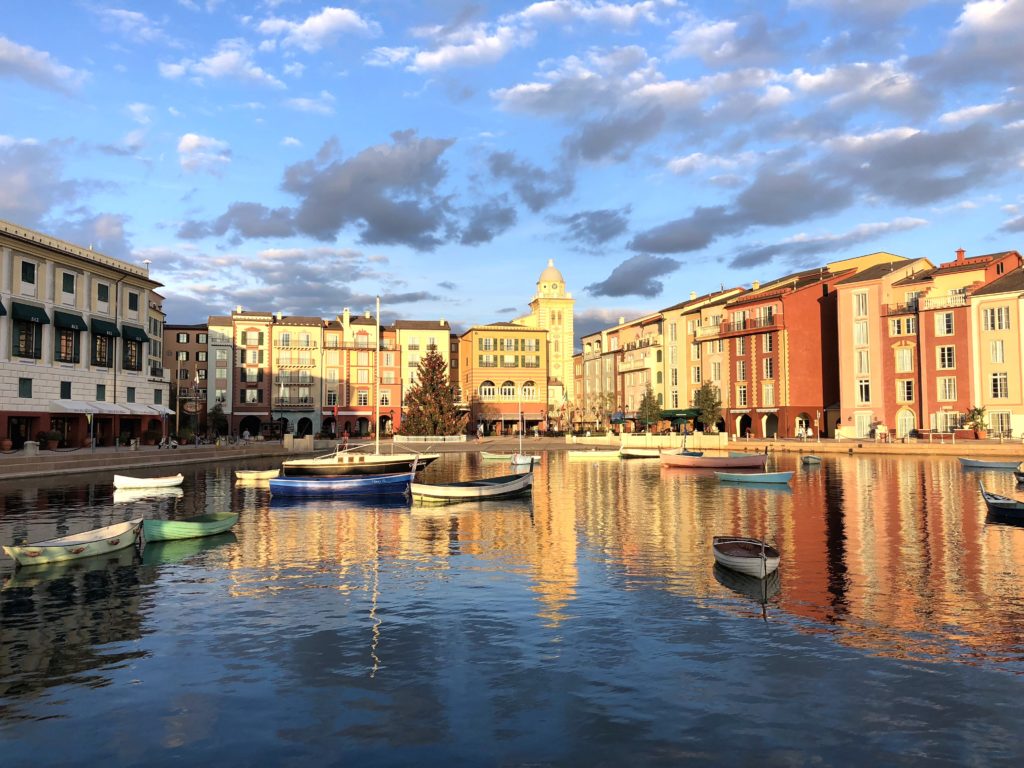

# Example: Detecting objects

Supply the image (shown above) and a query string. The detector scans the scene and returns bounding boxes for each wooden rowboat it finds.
[662,453,768,469]
[712,535,780,579]
[410,471,533,504]
[235,469,280,480]
[113,473,184,489]
[3,518,143,567]
[958,457,1021,470]
[802,455,822,465]
[979,483,1024,519]
[269,471,414,497]
[566,449,621,460]
[620,447,662,459]
[715,470,793,485]
[481,451,514,460]
[143,513,239,542]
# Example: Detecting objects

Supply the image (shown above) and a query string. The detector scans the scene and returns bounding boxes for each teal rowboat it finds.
[715,471,794,485]
[142,513,239,542]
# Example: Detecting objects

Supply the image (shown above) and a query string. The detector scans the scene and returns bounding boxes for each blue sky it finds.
[2,1,1023,338]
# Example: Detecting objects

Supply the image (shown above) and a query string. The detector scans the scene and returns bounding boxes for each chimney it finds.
[752,280,760,290]
[618,316,625,325]
[276,311,283,321]
[956,248,965,263]
[234,305,242,314]
[364,310,371,319]
[342,307,350,326]
[440,317,445,326]
[689,291,697,300]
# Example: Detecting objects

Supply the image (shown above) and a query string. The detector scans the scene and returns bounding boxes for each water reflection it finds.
[0,453,1023,762]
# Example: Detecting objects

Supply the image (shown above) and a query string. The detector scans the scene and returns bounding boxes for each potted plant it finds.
[44,430,62,450]
[965,406,988,439]
[0,437,12,451]
[142,429,163,446]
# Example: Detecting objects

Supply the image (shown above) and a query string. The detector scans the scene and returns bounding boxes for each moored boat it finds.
[235,469,280,480]
[620,447,662,459]
[269,471,414,497]
[979,483,1024,519]
[802,455,822,465]
[410,471,533,504]
[715,470,793,485]
[113,473,184,489]
[1014,470,1024,484]
[958,457,1021,470]
[712,536,780,578]
[3,518,143,567]
[662,452,768,469]
[481,451,514,460]
[282,448,437,476]
[142,513,239,542]
[566,449,621,460]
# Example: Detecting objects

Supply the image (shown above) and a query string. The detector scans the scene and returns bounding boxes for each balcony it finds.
[273,396,315,409]
[149,365,164,378]
[885,302,918,315]
[274,339,318,349]
[921,293,968,311]
[695,325,719,340]
[275,375,314,385]
[696,314,784,340]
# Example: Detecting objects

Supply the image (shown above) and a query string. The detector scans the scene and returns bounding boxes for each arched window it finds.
[896,409,915,438]
[500,381,516,400]
[522,380,536,400]
[480,380,496,399]
[380,392,390,406]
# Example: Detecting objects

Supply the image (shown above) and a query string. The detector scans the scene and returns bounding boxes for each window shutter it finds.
[257,369,264,382]
[259,350,265,364]
[73,333,81,364]
[258,331,264,345]
[258,390,264,403]
[33,327,42,359]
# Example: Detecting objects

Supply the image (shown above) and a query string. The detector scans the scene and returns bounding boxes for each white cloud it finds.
[127,102,153,125]
[284,90,336,114]
[365,46,414,67]
[410,24,535,72]
[177,133,232,173]
[824,126,919,153]
[258,6,379,52]
[283,61,305,77]
[939,102,1002,123]
[667,151,755,174]
[95,8,170,44]
[160,39,284,88]
[282,136,302,147]
[510,0,675,27]
[0,36,88,93]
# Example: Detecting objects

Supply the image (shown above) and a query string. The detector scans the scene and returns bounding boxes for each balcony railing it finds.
[884,302,918,315]
[921,293,968,310]
[695,325,719,339]
[149,365,164,378]
[695,314,784,339]
[273,397,315,409]
[275,376,314,385]
[274,339,318,348]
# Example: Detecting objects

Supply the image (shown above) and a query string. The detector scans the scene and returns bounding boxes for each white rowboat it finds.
[3,518,143,567]
[113,473,184,489]
[235,469,280,480]
[715,471,793,485]
[410,471,533,504]
[712,536,780,579]
[958,457,1021,470]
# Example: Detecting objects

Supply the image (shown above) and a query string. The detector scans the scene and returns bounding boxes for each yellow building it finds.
[513,260,575,410]
[970,269,1024,436]
[392,319,451,392]
[459,323,548,434]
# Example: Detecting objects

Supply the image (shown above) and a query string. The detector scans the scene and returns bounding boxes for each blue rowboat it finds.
[715,471,793,485]
[269,471,414,497]
[958,457,1021,470]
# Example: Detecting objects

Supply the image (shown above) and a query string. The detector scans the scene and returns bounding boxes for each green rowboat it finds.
[142,513,239,542]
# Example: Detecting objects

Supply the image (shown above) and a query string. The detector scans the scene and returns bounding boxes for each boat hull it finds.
[143,513,239,542]
[662,453,768,469]
[410,472,533,504]
[235,469,280,480]
[113,474,184,489]
[979,483,1024,519]
[802,456,822,465]
[282,453,437,476]
[958,457,1021,470]
[481,452,513,460]
[270,472,414,497]
[3,518,143,567]
[715,471,793,484]
[511,453,541,465]
[712,536,780,578]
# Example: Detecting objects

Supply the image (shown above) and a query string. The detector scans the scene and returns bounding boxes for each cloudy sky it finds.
[3,1,1024,338]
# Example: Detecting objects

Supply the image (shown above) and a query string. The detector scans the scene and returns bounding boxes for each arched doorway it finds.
[343,420,352,436]
[322,416,336,436]
[715,417,726,434]
[764,413,779,438]
[896,408,915,439]
[296,417,313,437]
[795,412,811,437]
[239,415,260,438]
[356,417,370,435]
[378,414,392,435]
[278,417,291,437]
[737,414,752,438]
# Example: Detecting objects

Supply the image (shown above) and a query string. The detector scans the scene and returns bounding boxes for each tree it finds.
[207,402,229,437]
[401,349,467,436]
[636,384,661,433]
[694,382,722,433]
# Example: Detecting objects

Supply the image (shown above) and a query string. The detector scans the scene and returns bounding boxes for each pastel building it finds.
[0,219,169,448]
[969,265,1024,436]
[271,313,323,439]
[164,322,210,435]
[512,260,575,408]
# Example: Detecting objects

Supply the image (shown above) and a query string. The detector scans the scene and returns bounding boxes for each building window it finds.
[216,349,229,361]
[179,369,191,380]
[855,350,869,375]
[357,369,369,384]
[991,340,1005,364]
[854,292,868,317]
[55,328,80,363]
[763,382,775,407]
[736,360,746,381]
[856,379,871,404]
[982,306,1011,331]
[937,346,955,370]
[736,337,746,355]
[197,351,208,362]
[762,333,773,353]
[326,391,337,406]
[895,348,913,373]
[128,292,139,312]
[198,333,208,344]
[97,384,106,401]
[938,376,957,401]
[18,378,32,398]
[243,389,262,404]
[736,384,748,407]
[123,340,142,371]
[763,357,774,379]
[935,312,954,336]
[176,350,189,361]
[60,381,71,399]
[991,411,1012,436]
[177,332,189,343]
[197,369,208,380]
[499,381,516,400]
[127,387,136,403]
[62,272,75,294]
[479,381,496,399]
[13,319,42,359]
[93,335,113,367]
[357,390,369,406]
[854,321,868,346]
[97,283,109,303]
[897,380,914,402]
[992,372,1009,399]
[155,389,163,405]
[691,367,701,384]
[21,261,36,285]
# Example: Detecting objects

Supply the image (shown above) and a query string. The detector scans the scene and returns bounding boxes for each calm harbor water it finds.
[1,452,1023,765]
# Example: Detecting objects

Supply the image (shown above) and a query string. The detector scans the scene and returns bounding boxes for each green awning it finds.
[0,299,6,316]
[54,310,88,331]
[11,301,50,324]
[121,324,150,342]
[90,318,120,337]
[660,408,700,422]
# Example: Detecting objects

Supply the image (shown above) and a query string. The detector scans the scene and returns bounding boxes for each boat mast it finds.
[375,294,381,456]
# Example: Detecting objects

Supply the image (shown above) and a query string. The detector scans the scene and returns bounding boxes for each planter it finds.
[45,440,59,451]
[0,439,12,451]
[975,429,988,440]
[81,437,94,448]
